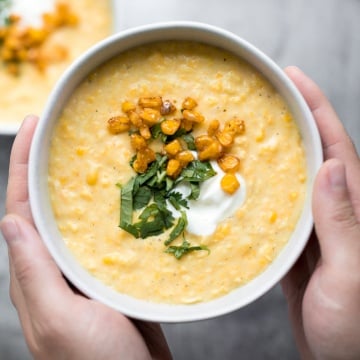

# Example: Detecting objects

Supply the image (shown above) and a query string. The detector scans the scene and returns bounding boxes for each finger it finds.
[313,159,360,272]
[7,257,37,348]
[0,214,74,320]
[285,66,360,219]
[6,115,38,223]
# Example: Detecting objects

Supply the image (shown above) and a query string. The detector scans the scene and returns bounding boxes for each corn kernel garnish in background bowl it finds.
[29,22,323,322]
[0,0,113,135]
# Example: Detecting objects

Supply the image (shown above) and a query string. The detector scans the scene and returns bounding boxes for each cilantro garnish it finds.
[165,240,210,260]
[118,126,215,259]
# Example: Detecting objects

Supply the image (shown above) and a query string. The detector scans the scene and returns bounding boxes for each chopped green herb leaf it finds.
[182,133,196,150]
[133,186,152,210]
[119,178,135,229]
[177,160,216,184]
[165,212,187,246]
[165,240,210,259]
[189,182,200,200]
[168,192,189,210]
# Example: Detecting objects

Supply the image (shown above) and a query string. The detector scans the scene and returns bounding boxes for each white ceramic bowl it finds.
[29,21,322,323]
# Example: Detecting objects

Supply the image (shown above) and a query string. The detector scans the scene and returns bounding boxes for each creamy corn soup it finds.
[0,0,112,126]
[48,41,307,304]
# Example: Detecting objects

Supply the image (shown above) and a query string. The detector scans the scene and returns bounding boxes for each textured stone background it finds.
[1,0,359,359]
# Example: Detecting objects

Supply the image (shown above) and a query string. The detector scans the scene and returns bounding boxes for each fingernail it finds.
[328,160,346,189]
[0,216,20,245]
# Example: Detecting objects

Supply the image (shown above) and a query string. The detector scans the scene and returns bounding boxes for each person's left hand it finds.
[0,115,172,360]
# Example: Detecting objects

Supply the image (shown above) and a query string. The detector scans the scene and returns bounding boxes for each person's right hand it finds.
[281,67,360,359]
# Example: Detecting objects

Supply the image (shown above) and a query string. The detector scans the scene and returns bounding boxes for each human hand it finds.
[0,116,172,360]
[281,67,360,360]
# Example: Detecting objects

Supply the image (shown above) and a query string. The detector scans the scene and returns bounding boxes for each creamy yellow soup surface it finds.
[48,41,307,304]
[0,0,112,126]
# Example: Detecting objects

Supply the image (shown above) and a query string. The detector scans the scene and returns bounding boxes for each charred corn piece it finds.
[182,109,204,123]
[139,125,152,140]
[217,154,240,173]
[130,133,147,150]
[160,118,181,135]
[138,96,162,109]
[216,130,234,147]
[107,116,130,134]
[182,97,198,110]
[160,99,177,115]
[224,118,245,135]
[176,150,195,167]
[121,101,136,113]
[128,110,143,128]
[195,135,223,160]
[207,119,220,136]
[139,108,161,126]
[164,139,182,157]
[166,159,182,178]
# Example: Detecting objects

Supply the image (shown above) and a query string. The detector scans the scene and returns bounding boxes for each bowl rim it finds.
[29,20,323,323]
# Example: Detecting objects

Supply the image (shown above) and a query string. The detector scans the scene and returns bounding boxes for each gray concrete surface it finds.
[1,0,359,359]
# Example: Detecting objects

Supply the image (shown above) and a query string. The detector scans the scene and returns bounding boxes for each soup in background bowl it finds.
[29,22,322,322]
[0,0,113,135]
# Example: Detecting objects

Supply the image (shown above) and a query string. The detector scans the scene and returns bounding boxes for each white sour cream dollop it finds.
[169,161,246,236]
[9,0,55,27]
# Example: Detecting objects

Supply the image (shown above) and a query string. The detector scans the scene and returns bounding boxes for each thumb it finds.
[0,214,74,317]
[313,159,360,270]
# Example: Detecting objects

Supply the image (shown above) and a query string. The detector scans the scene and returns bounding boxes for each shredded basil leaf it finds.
[133,186,152,210]
[119,178,135,228]
[165,211,187,246]
[177,160,216,184]
[168,192,189,210]
[165,240,210,260]
[182,133,196,150]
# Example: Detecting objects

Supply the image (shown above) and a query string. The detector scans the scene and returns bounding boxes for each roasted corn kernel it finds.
[177,151,195,167]
[182,109,205,123]
[139,108,161,126]
[181,119,193,132]
[133,158,147,173]
[217,154,240,173]
[130,133,147,150]
[207,119,220,136]
[221,173,240,194]
[182,97,197,110]
[138,96,163,109]
[121,101,136,113]
[139,125,152,140]
[216,131,234,147]
[161,118,181,135]
[224,118,245,135]
[195,135,223,160]
[166,159,182,178]
[107,116,130,134]
[164,139,182,157]
[128,110,143,128]
[133,148,156,173]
